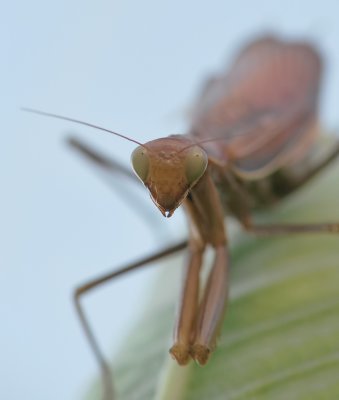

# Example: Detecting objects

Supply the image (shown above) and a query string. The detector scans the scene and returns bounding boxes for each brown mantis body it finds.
[25,36,339,400]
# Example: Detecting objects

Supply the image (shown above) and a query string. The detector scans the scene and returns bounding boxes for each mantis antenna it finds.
[21,107,145,147]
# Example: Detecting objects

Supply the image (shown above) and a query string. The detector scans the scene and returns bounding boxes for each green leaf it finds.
[88,157,339,400]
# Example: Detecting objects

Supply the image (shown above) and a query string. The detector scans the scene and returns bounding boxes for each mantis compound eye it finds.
[185,146,208,186]
[131,146,149,182]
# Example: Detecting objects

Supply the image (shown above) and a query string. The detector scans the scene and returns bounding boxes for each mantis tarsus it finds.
[24,36,339,400]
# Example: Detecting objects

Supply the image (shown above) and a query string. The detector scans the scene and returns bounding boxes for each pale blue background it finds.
[2,1,339,399]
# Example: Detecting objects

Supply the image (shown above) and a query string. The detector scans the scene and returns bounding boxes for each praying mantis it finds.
[24,36,339,400]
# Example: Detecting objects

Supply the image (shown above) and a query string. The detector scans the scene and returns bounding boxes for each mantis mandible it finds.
[24,36,339,400]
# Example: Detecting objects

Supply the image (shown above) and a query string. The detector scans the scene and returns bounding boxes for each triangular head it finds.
[131,136,208,217]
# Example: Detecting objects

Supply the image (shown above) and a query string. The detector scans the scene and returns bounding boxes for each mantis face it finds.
[131,137,208,217]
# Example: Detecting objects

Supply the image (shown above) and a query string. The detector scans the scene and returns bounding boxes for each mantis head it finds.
[131,137,208,217]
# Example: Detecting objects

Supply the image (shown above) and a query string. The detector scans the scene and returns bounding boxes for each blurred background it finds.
[2,0,339,399]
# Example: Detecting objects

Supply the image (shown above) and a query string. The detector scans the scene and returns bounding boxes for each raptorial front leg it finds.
[191,245,229,365]
[170,247,204,365]
[175,172,229,366]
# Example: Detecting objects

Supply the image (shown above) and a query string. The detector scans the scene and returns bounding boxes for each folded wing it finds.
[190,36,322,179]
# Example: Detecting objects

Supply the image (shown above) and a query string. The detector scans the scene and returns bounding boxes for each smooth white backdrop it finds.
[2,1,339,399]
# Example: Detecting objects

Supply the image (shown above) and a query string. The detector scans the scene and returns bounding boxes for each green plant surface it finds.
[88,157,339,400]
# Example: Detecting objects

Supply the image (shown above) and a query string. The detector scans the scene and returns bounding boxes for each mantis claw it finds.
[169,343,191,365]
[190,344,211,366]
